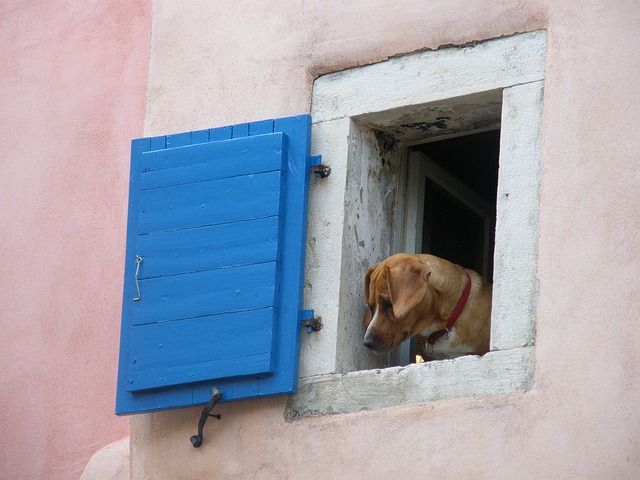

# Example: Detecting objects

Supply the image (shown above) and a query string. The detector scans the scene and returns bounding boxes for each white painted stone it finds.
[286,347,534,419]
[335,120,401,373]
[299,118,351,377]
[492,81,544,351]
[312,31,546,123]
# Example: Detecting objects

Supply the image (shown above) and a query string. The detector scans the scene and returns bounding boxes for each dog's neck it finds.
[422,271,472,346]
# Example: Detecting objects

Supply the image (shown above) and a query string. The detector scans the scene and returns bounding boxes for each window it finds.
[287,31,545,419]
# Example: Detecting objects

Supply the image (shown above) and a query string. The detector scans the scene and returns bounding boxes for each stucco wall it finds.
[132,0,640,478]
[4,0,638,479]
[0,1,151,479]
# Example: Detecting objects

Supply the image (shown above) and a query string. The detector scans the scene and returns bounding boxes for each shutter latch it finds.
[190,387,222,448]
[302,309,322,334]
[133,255,143,301]
[309,155,331,178]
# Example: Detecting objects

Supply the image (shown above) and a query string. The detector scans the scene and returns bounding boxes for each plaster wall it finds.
[0,2,151,479]
[133,0,640,478]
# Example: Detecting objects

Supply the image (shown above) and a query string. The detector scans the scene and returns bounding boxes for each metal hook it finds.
[133,256,143,301]
[190,388,223,448]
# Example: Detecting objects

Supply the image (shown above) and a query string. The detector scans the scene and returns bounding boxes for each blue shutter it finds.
[116,115,313,415]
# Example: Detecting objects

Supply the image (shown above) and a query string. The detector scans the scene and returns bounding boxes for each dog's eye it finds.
[381,300,392,311]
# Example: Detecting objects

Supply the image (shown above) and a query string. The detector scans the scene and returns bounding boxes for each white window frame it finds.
[286,31,545,419]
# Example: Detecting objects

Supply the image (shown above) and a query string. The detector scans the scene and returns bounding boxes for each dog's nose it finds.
[363,336,377,350]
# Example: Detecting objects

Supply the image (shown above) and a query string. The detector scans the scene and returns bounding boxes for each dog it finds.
[363,253,491,361]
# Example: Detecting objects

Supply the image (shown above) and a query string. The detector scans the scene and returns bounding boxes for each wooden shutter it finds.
[116,116,312,414]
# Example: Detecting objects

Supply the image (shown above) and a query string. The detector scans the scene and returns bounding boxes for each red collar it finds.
[426,271,472,346]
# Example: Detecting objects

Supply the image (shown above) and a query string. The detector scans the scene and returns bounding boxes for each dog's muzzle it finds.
[363,333,384,351]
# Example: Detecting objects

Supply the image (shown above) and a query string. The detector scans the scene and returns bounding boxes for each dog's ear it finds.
[421,259,457,295]
[386,261,429,319]
[364,264,378,302]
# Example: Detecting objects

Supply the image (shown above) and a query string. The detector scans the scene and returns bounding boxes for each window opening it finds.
[402,129,500,364]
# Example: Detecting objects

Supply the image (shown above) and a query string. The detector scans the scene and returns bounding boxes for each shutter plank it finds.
[131,261,279,326]
[166,131,191,148]
[127,308,276,392]
[232,123,249,138]
[191,129,209,144]
[249,120,274,135]
[136,216,281,279]
[138,170,284,234]
[209,125,232,141]
[139,132,285,187]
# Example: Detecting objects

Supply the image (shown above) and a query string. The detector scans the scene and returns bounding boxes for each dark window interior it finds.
[415,129,500,205]
[413,129,500,281]
[423,182,487,275]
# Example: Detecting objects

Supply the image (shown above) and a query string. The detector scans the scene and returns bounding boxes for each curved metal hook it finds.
[190,388,222,448]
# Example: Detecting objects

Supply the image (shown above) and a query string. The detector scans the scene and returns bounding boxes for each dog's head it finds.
[363,254,438,353]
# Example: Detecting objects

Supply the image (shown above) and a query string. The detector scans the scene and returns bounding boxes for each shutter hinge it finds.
[302,309,323,334]
[309,155,331,178]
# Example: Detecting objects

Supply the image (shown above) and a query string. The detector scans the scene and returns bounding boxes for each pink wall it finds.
[132,0,640,478]
[0,1,151,479]
[2,0,639,478]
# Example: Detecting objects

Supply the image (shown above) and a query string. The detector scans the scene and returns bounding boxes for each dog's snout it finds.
[363,336,378,350]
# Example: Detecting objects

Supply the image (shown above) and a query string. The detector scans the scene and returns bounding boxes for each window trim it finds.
[288,31,545,419]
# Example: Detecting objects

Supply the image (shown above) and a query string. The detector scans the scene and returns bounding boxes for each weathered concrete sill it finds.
[285,346,534,421]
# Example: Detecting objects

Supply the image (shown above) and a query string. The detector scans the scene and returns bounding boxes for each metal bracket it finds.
[190,387,222,448]
[302,309,322,334]
[309,155,331,178]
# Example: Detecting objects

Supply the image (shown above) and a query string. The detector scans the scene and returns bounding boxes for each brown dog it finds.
[363,253,491,360]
